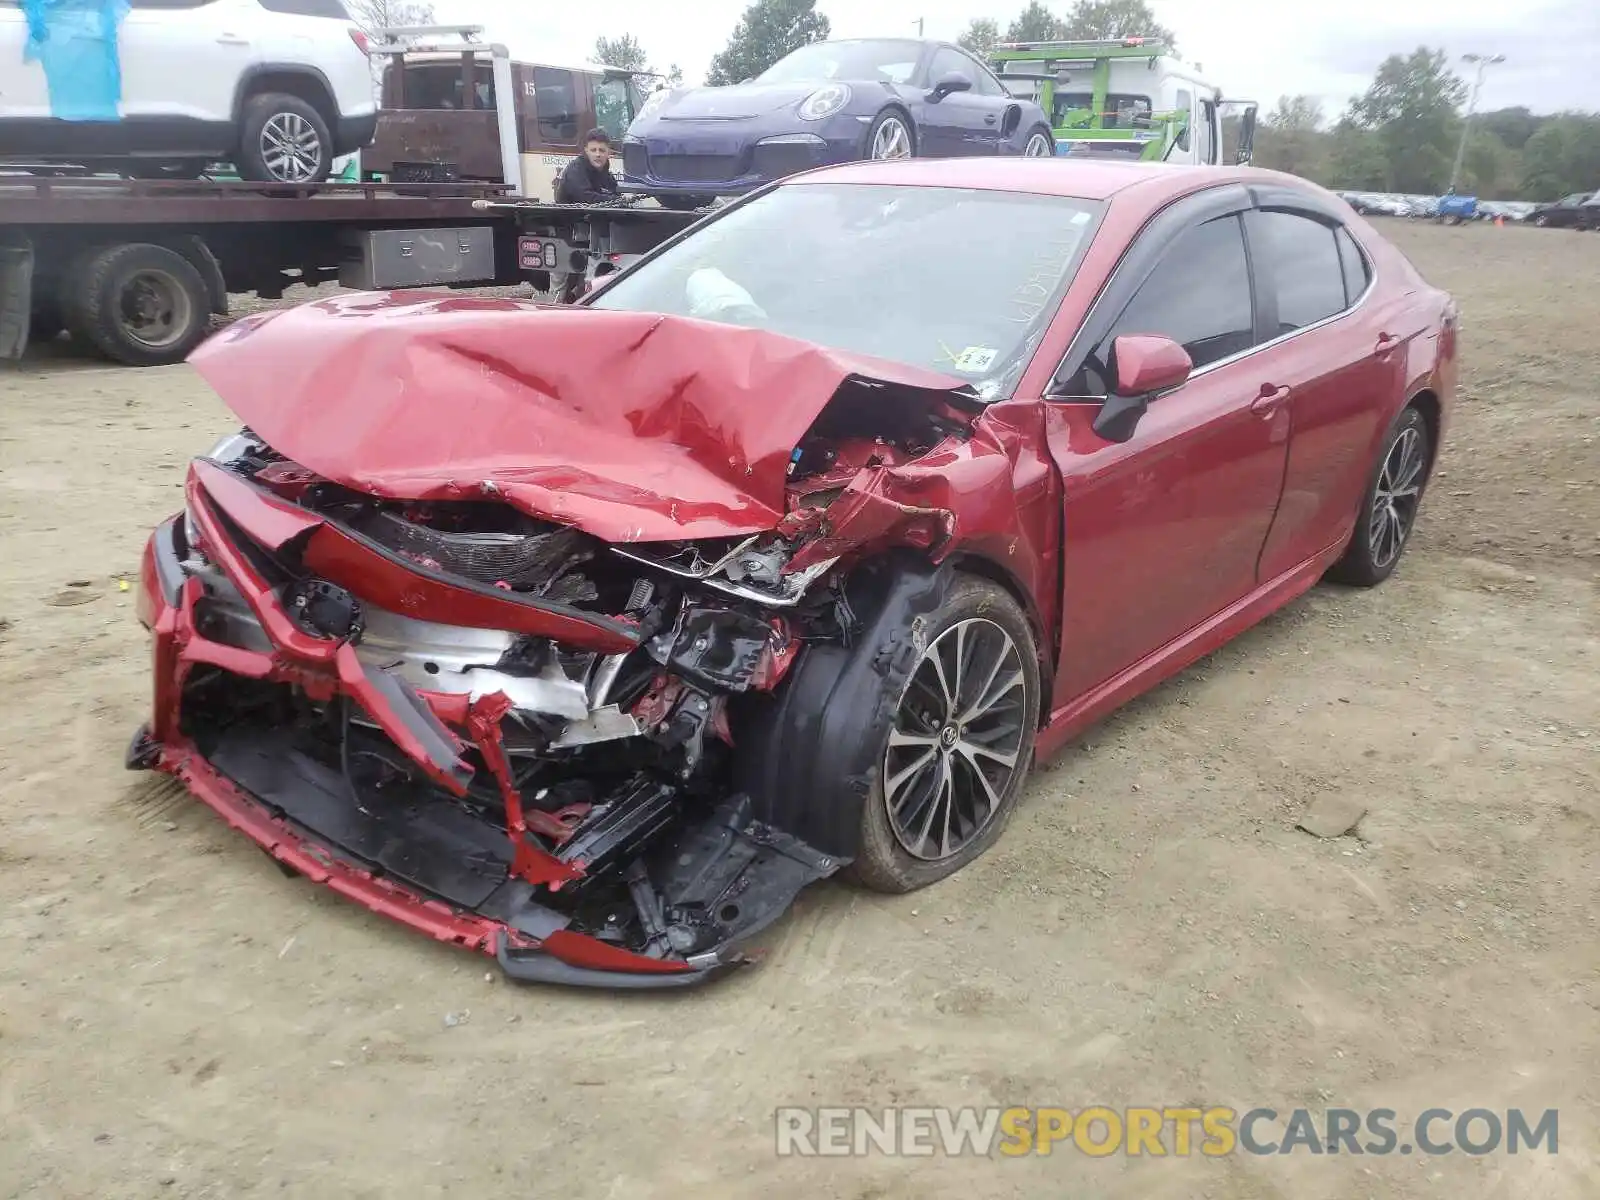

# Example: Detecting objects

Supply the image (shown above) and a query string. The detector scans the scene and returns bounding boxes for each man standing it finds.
[551,129,619,303]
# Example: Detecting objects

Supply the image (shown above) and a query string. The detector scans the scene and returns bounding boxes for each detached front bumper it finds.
[130,463,833,988]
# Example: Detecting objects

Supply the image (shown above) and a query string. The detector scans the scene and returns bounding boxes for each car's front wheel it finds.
[1326,406,1431,587]
[851,575,1040,893]
[1022,126,1055,157]
[237,93,332,184]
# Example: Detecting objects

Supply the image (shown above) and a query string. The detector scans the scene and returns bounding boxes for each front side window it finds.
[1254,210,1347,333]
[1061,214,1255,395]
[532,67,578,144]
[590,183,1102,397]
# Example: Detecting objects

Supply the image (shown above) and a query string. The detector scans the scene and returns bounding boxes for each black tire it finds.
[850,574,1041,893]
[1326,406,1431,587]
[863,108,917,161]
[64,243,211,367]
[236,93,332,184]
[1532,213,1549,228]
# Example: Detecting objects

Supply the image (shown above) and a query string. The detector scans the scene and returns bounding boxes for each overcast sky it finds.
[432,0,1597,119]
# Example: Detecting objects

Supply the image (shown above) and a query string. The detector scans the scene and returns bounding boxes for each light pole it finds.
[913,17,924,36]
[1447,51,1504,194]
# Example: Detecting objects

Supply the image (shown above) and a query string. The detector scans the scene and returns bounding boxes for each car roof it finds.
[787,157,1313,206]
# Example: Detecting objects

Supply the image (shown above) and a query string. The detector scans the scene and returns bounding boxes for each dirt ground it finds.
[1,222,1597,1200]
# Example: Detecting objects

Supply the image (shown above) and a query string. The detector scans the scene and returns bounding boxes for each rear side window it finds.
[256,0,351,14]
[1064,213,1255,393]
[1335,226,1370,305]
[532,67,579,144]
[1254,210,1347,333]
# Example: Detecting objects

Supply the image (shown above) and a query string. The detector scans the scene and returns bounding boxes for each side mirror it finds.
[1092,334,1192,442]
[929,72,972,100]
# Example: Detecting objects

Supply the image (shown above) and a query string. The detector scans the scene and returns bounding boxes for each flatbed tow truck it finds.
[0,174,711,369]
[0,172,534,366]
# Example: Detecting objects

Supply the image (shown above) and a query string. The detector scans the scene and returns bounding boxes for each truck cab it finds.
[989,38,1256,167]
[362,27,646,201]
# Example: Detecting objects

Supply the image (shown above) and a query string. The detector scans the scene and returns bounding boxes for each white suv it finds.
[0,0,375,182]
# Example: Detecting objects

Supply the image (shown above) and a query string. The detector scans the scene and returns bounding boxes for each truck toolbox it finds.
[340,225,498,290]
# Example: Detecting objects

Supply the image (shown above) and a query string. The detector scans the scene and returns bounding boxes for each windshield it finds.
[589,183,1102,397]
[757,40,924,85]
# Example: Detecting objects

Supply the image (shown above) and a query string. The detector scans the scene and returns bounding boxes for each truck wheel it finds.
[236,93,332,184]
[66,243,211,367]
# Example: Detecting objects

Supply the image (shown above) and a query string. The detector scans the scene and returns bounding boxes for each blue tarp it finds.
[20,0,130,122]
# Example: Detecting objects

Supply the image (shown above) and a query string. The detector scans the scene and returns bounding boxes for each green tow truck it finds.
[988,37,1257,167]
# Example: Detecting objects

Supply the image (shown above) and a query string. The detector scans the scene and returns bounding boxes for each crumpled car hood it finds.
[190,292,971,544]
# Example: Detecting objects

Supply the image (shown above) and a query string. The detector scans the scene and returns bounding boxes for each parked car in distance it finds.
[621,37,1055,208]
[133,159,1456,987]
[0,0,376,182]
[1529,191,1599,229]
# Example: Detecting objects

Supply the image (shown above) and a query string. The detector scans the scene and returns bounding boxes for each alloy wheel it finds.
[870,117,913,161]
[1369,425,1425,569]
[883,618,1028,861]
[260,112,323,182]
[1024,132,1053,157]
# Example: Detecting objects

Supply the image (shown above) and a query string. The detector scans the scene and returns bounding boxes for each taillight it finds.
[348,27,369,55]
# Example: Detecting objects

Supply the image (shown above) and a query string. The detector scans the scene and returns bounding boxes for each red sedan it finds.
[131,158,1456,987]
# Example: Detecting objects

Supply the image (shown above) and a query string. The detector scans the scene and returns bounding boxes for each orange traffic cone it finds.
[1495,214,1505,227]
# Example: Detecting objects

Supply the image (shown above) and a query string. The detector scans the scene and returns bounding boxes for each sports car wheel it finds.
[852,575,1039,893]
[1326,406,1431,587]
[867,111,916,161]
[1023,127,1054,156]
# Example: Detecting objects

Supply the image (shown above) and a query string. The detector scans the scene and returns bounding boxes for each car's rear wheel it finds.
[1326,406,1431,587]
[1023,126,1054,157]
[851,575,1040,893]
[867,110,916,161]
[237,94,332,184]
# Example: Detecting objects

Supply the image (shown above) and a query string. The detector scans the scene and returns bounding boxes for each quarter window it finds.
[1254,210,1347,333]
[1335,226,1370,305]
[531,67,579,145]
[1062,213,1256,395]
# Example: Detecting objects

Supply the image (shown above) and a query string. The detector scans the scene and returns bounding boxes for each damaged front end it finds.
[130,299,1041,987]
[132,447,862,987]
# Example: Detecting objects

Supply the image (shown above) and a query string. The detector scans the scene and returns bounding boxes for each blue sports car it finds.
[621,38,1056,207]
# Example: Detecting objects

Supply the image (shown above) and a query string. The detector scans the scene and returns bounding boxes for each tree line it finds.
[1255,49,1600,201]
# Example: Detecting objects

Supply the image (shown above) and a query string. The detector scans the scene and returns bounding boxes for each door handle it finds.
[1250,383,1290,416]
[1375,331,1399,355]
[984,115,997,125]
[217,34,248,45]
